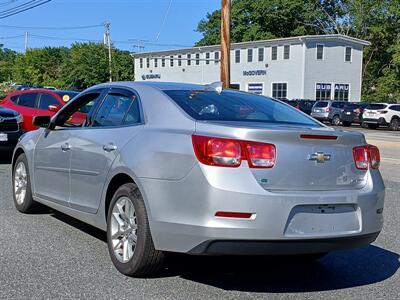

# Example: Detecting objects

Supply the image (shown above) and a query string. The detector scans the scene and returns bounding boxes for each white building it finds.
[134,34,370,102]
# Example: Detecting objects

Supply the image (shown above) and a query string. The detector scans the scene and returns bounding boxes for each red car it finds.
[0,89,85,131]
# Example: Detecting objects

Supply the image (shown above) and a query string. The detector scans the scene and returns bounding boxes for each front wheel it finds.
[12,153,36,213]
[106,183,164,277]
[389,118,399,131]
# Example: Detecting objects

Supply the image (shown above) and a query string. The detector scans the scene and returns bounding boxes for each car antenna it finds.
[204,81,223,94]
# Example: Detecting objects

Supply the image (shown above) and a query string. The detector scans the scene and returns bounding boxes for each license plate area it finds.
[0,133,8,142]
[284,204,361,237]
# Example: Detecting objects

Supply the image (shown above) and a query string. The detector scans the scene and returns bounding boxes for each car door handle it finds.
[103,143,117,152]
[61,143,71,151]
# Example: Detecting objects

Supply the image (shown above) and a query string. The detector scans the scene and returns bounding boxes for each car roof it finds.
[89,81,210,92]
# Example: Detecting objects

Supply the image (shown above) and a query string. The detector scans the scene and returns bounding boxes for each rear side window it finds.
[367,104,387,110]
[164,90,320,127]
[389,105,400,111]
[93,93,140,127]
[38,94,60,110]
[18,93,38,108]
[10,95,19,104]
[314,101,328,108]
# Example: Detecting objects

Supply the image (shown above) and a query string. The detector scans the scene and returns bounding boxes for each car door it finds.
[69,88,144,213]
[33,90,106,206]
[14,92,40,131]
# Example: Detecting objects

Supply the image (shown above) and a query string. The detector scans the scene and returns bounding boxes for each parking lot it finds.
[0,126,398,300]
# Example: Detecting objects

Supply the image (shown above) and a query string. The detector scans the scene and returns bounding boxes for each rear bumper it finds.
[362,118,388,125]
[189,232,380,255]
[311,112,330,121]
[141,164,385,255]
[341,113,361,123]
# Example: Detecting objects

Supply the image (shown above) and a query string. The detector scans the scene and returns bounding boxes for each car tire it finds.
[389,118,399,131]
[106,183,164,277]
[342,121,351,127]
[331,115,341,126]
[367,124,379,130]
[12,153,36,213]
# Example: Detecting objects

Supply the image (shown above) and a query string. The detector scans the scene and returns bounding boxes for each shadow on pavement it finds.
[0,150,13,165]
[164,246,399,293]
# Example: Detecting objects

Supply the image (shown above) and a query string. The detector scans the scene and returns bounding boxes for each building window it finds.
[154,58,158,68]
[235,49,240,63]
[170,56,174,67]
[316,44,324,60]
[248,83,263,95]
[272,83,287,100]
[146,57,150,68]
[139,58,143,68]
[196,53,200,65]
[258,48,264,62]
[247,48,253,62]
[205,52,210,65]
[316,83,332,100]
[161,57,165,67]
[214,51,219,64]
[345,47,352,62]
[230,83,240,90]
[177,55,182,66]
[187,54,191,66]
[334,84,349,101]
[271,46,277,60]
[284,45,290,59]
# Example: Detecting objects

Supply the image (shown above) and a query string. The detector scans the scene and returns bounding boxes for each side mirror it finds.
[33,116,51,128]
[48,104,61,112]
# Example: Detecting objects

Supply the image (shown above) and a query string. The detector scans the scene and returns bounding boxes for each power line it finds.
[0,23,103,30]
[0,0,52,19]
[0,0,40,14]
[155,0,172,41]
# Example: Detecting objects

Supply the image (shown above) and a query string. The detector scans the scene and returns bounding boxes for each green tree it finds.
[0,47,17,82]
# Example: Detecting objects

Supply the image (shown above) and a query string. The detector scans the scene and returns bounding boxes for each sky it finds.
[0,0,220,52]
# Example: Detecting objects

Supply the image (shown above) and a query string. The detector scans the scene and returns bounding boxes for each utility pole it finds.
[220,0,231,89]
[104,22,112,82]
[24,32,28,52]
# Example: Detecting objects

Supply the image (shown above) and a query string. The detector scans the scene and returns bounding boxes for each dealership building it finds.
[134,34,370,102]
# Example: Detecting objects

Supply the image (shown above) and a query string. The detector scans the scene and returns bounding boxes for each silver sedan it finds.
[12,82,385,277]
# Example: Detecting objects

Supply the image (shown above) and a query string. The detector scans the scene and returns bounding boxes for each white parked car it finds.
[362,103,400,130]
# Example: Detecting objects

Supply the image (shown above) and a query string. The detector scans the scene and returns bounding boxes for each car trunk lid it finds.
[195,121,368,191]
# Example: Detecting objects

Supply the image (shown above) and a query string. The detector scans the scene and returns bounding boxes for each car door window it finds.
[18,93,38,108]
[38,93,60,110]
[92,93,139,127]
[55,92,104,128]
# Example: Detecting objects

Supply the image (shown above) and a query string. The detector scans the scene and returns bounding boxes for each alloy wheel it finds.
[14,162,27,205]
[110,197,138,263]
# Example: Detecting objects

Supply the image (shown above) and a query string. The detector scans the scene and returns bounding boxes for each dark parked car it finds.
[293,99,316,115]
[341,103,369,127]
[281,99,298,108]
[0,106,25,151]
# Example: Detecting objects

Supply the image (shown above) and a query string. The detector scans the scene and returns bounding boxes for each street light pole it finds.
[104,22,112,82]
[220,0,231,89]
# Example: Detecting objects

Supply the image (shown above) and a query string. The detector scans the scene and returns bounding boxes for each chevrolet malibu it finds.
[12,82,385,277]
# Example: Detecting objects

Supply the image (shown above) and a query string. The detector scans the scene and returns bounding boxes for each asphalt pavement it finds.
[0,126,399,300]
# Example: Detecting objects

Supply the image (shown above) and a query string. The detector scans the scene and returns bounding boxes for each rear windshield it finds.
[366,104,387,110]
[345,103,359,109]
[164,90,320,127]
[314,101,328,108]
[56,91,78,103]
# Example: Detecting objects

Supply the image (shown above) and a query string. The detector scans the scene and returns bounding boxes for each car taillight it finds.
[192,135,276,168]
[353,145,380,170]
[245,141,276,168]
[192,135,242,167]
[326,107,332,112]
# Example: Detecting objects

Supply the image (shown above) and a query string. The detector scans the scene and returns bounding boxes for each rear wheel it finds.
[389,118,399,131]
[12,153,36,213]
[367,124,379,129]
[342,121,351,127]
[106,183,164,277]
[331,115,341,126]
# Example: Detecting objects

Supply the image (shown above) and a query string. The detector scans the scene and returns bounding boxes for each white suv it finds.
[362,103,400,130]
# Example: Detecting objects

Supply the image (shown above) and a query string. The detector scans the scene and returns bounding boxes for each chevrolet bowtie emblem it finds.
[308,152,331,163]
